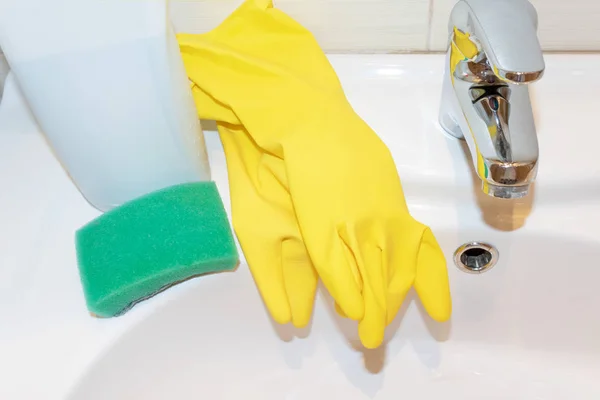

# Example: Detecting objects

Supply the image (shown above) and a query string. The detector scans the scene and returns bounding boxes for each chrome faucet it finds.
[439,0,544,199]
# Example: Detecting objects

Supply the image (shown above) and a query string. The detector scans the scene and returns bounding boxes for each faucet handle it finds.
[450,0,545,84]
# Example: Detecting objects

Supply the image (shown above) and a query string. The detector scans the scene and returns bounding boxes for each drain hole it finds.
[454,242,498,274]
[460,247,492,271]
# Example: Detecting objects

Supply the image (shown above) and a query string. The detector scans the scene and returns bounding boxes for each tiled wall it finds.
[0,0,597,81]
[171,0,600,52]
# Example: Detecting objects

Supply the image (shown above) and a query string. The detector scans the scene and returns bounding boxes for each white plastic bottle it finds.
[0,1,210,211]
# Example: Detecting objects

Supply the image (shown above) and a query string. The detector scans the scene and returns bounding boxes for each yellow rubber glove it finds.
[178,0,451,348]
[190,84,318,328]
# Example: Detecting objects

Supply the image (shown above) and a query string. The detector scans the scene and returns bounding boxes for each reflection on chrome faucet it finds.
[439,0,544,199]
[470,85,512,161]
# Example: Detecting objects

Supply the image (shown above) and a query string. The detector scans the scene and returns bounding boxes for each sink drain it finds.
[454,242,498,274]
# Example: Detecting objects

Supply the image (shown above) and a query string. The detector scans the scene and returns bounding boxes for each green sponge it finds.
[75,182,238,317]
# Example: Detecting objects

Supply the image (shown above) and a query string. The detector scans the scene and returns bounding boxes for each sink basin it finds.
[2,54,600,399]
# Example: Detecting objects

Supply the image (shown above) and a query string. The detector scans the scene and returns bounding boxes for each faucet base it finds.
[439,112,465,140]
[439,71,465,140]
[484,183,530,199]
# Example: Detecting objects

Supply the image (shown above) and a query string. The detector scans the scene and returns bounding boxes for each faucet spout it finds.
[439,0,543,199]
[449,0,545,84]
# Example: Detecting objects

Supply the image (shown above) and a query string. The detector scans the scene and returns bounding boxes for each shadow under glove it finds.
[178,0,451,348]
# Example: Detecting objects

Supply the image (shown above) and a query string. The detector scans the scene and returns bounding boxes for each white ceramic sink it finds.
[1,54,600,399]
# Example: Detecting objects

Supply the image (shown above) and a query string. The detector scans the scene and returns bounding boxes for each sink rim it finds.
[3,53,600,399]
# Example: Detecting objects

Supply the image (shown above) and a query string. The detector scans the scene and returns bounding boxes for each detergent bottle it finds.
[0,1,210,211]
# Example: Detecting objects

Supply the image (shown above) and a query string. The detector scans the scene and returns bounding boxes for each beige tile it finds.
[170,0,243,35]
[429,0,600,51]
[427,0,453,51]
[170,0,431,52]
[530,0,600,51]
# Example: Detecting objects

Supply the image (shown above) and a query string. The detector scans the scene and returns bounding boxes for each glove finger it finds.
[238,233,293,324]
[356,245,387,349]
[337,222,387,348]
[218,125,294,324]
[322,224,365,322]
[260,151,319,327]
[384,217,423,326]
[221,125,321,326]
[281,237,318,328]
[345,220,387,349]
[413,228,452,322]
